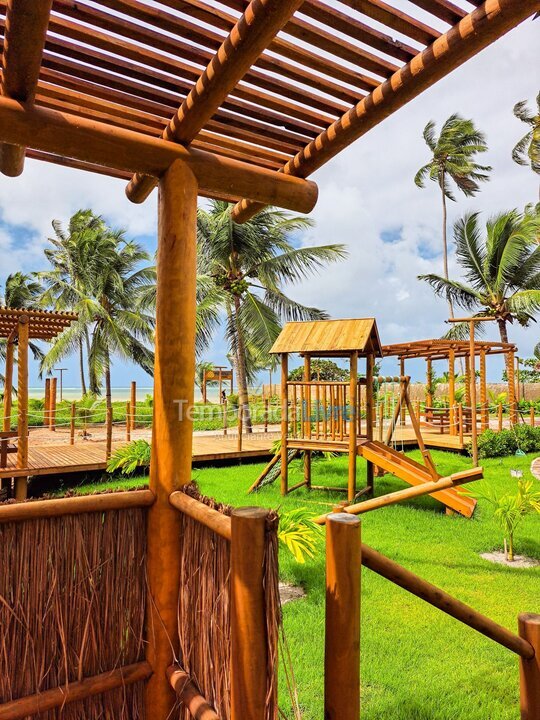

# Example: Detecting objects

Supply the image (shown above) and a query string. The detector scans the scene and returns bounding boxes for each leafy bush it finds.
[476,425,540,458]
[278,508,321,563]
[107,440,151,474]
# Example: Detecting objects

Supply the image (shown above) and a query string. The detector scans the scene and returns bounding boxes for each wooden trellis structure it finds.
[0,0,538,717]
[0,306,77,499]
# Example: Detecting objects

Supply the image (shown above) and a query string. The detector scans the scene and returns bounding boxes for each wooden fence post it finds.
[15,316,29,501]
[230,507,270,720]
[498,403,503,432]
[49,376,57,431]
[378,400,384,442]
[126,401,131,441]
[325,513,361,720]
[264,398,269,433]
[70,402,76,445]
[44,377,50,430]
[223,399,228,436]
[518,613,540,720]
[458,403,464,446]
[131,380,137,430]
[106,406,113,460]
[237,405,243,452]
[530,406,535,428]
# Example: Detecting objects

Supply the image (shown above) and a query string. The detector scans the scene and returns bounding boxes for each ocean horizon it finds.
[28,385,262,402]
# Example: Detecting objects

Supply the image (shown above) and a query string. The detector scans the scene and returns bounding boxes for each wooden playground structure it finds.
[0,0,539,718]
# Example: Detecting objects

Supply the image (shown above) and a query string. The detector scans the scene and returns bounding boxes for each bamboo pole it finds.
[498,402,503,431]
[304,354,311,489]
[348,352,358,502]
[518,613,540,720]
[15,316,28,501]
[230,507,271,720]
[167,667,220,720]
[0,662,152,720]
[508,349,517,424]
[0,489,155,523]
[324,513,361,720]
[448,349,456,436]
[223,399,228,436]
[237,405,243,452]
[131,380,137,430]
[70,401,76,445]
[281,353,288,496]
[362,544,534,659]
[2,336,14,432]
[145,159,198,720]
[169,490,232,541]
[480,348,488,431]
[49,376,57,431]
[106,406,113,460]
[365,354,374,494]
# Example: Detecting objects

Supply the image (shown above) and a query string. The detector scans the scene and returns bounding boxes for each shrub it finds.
[107,440,151,474]
[476,425,540,458]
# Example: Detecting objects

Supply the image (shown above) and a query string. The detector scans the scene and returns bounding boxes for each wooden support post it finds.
[399,358,406,426]
[264,398,269,433]
[15,316,29,501]
[365,354,374,495]
[281,353,289,496]
[480,349,488,432]
[237,405,243,452]
[304,354,311,489]
[348,352,358,502]
[426,358,433,423]
[378,399,384,442]
[498,402,504,431]
[223,399,228,436]
[519,613,540,720]
[324,513,361,720]
[516,356,521,404]
[230,507,271,720]
[44,376,50,429]
[508,350,517,424]
[465,360,471,411]
[2,336,14,432]
[106,406,113,460]
[448,349,456,436]
[70,402,76,445]
[145,160,198,720]
[202,374,207,404]
[126,401,131,441]
[130,380,137,430]
[49,376,57,431]
[530,406,535,428]
[458,403,464,446]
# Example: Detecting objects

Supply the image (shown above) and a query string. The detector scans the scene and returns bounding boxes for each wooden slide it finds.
[359,440,477,518]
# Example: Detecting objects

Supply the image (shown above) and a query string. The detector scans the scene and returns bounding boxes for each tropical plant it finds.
[463,478,540,560]
[195,360,217,399]
[414,114,491,316]
[288,359,349,382]
[418,209,540,360]
[107,439,151,474]
[277,507,320,563]
[39,211,155,407]
[512,92,540,194]
[197,201,347,431]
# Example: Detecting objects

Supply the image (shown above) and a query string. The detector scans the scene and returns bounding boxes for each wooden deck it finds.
[0,431,281,479]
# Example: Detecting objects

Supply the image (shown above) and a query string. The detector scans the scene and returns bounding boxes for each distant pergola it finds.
[0,0,537,716]
[1,307,77,494]
[382,338,518,430]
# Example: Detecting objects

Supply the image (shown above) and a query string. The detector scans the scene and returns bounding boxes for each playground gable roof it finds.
[0,306,77,339]
[270,318,382,356]
[382,338,517,361]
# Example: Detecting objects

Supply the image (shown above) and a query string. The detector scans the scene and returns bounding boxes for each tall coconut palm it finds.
[418,209,540,363]
[197,201,347,431]
[414,114,491,316]
[40,213,155,406]
[512,92,540,201]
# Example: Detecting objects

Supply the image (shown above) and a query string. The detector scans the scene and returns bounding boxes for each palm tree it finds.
[418,209,540,361]
[40,213,155,407]
[512,93,540,196]
[197,201,347,431]
[414,114,491,316]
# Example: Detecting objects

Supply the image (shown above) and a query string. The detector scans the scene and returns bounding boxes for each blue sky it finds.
[0,16,538,390]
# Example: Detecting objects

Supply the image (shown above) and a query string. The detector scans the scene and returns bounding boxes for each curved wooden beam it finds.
[231,0,539,223]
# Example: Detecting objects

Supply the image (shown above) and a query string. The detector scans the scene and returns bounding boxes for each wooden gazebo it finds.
[0,0,538,718]
[1,307,77,498]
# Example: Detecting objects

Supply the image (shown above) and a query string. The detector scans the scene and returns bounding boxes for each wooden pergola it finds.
[0,0,538,717]
[0,307,77,497]
[383,338,519,432]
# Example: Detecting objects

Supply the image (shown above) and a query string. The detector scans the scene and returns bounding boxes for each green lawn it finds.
[69,450,540,719]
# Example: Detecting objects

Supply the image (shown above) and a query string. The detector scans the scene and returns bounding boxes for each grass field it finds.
[71,449,540,719]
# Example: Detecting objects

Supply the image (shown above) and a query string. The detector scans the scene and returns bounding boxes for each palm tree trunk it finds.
[79,339,87,396]
[497,318,509,343]
[441,183,454,320]
[232,295,253,433]
[104,353,112,410]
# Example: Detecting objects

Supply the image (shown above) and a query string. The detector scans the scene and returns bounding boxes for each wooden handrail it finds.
[0,662,152,720]
[362,543,535,660]
[0,489,155,523]
[169,490,232,541]
[167,666,219,720]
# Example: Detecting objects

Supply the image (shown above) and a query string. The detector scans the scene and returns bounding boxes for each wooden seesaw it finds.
[249,319,479,518]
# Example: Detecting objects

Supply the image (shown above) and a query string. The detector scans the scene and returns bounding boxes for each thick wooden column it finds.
[508,349,517,424]
[480,349,488,431]
[15,316,29,500]
[3,335,14,432]
[348,352,358,502]
[365,354,374,494]
[448,350,456,436]
[280,353,288,495]
[519,613,540,719]
[145,159,198,719]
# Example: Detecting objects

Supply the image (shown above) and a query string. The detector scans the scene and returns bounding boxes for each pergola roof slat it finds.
[0,306,78,340]
[337,0,440,45]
